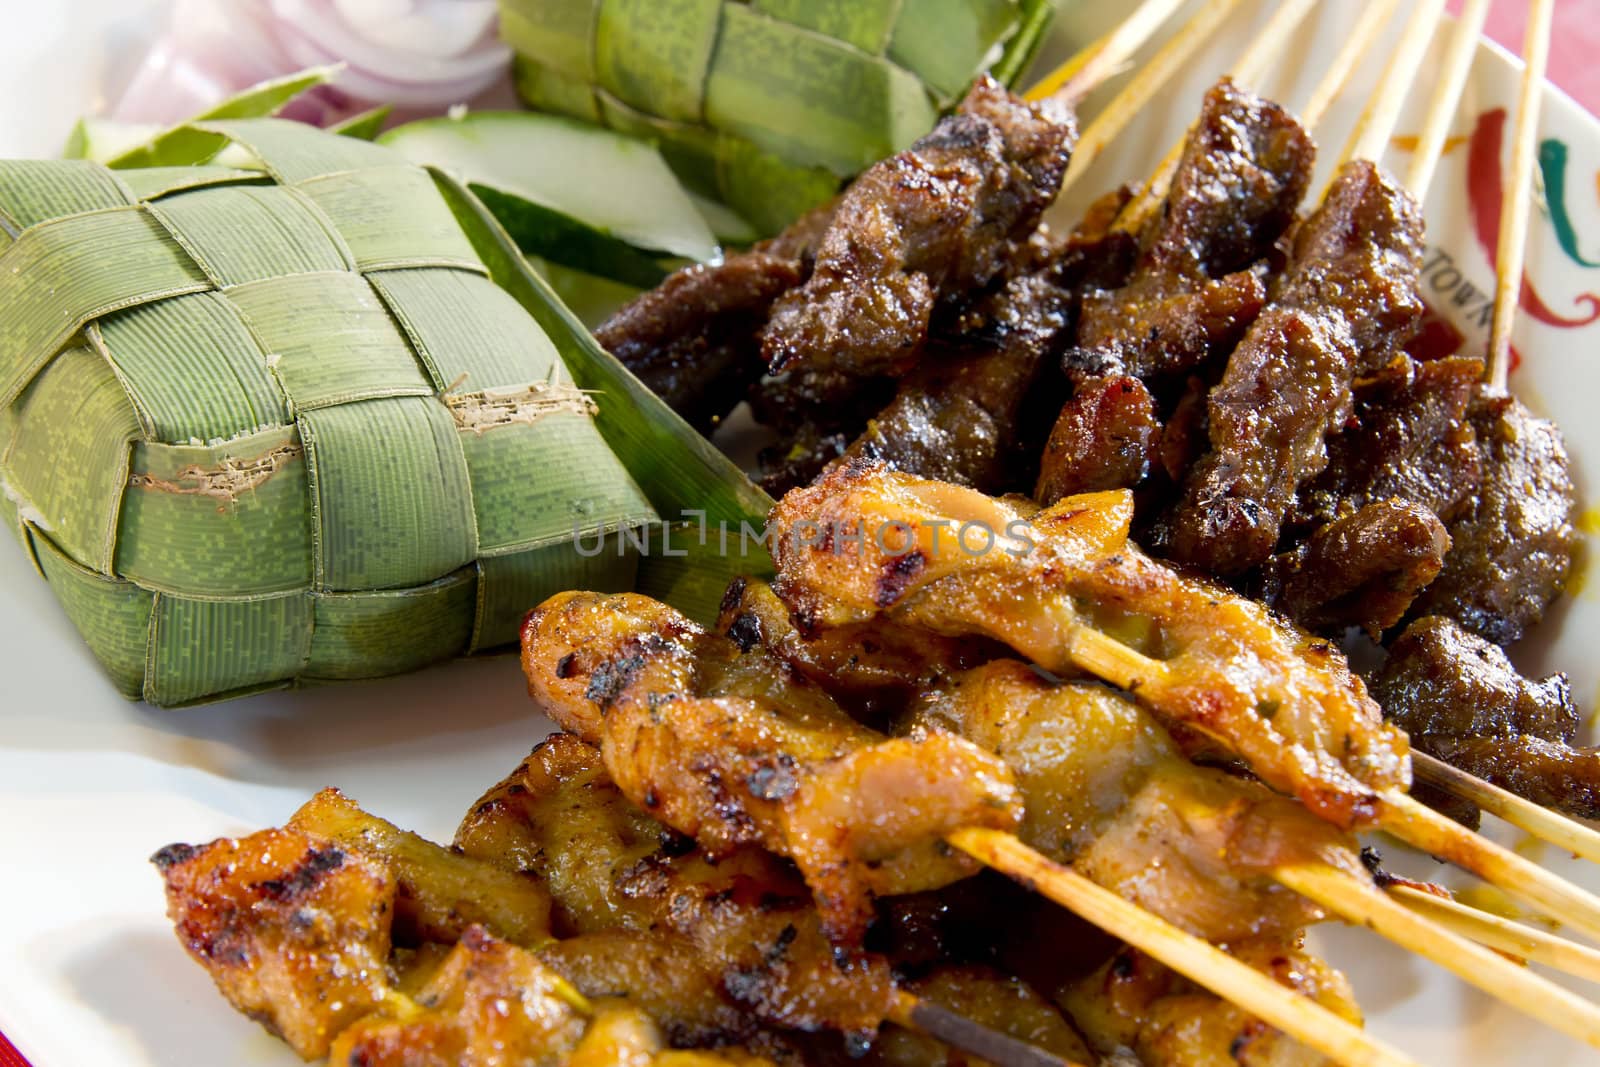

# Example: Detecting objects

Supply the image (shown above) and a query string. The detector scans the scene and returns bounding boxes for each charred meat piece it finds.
[770,464,1412,830]
[1410,394,1577,645]
[751,369,898,496]
[1259,498,1450,637]
[1036,374,1160,502]
[1166,160,1426,576]
[519,591,1023,946]
[595,252,803,434]
[1294,355,1484,532]
[1062,941,1360,1067]
[152,828,396,1059]
[761,77,1076,377]
[1073,78,1314,381]
[835,274,1073,494]
[1373,616,1599,818]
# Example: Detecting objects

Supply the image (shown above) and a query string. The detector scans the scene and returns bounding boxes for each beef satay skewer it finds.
[1404,0,1495,193]
[1487,0,1556,393]
[1115,0,1321,235]
[1301,0,1404,129]
[1387,882,1600,984]
[1413,750,1600,864]
[1335,0,1449,177]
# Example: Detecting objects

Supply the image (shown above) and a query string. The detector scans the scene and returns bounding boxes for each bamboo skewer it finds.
[1388,883,1600,985]
[1336,0,1449,172]
[1405,0,1494,194]
[1487,0,1556,393]
[1025,0,1192,105]
[948,828,1421,1067]
[1278,863,1600,1050]
[1299,0,1402,129]
[1059,0,1249,197]
[1412,751,1600,865]
[889,991,1081,1067]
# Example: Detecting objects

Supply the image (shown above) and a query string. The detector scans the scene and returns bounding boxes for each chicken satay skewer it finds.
[888,993,1083,1067]
[523,592,1421,1067]
[1487,0,1556,393]
[946,827,1415,1067]
[1072,616,1600,945]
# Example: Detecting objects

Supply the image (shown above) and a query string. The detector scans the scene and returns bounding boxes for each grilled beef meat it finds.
[1410,394,1577,645]
[1260,498,1450,637]
[596,252,803,433]
[1071,78,1314,382]
[835,274,1073,494]
[761,76,1076,377]
[1373,616,1599,820]
[1166,160,1426,576]
[1036,374,1160,502]
[1293,355,1484,532]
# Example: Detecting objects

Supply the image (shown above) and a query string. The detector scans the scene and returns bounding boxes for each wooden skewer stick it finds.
[1300,0,1402,130]
[1387,883,1600,985]
[1377,791,1600,944]
[1025,0,1191,104]
[1412,750,1600,865]
[1115,0,1320,235]
[949,828,1421,1067]
[1405,0,1494,194]
[1059,0,1250,196]
[1487,0,1556,393]
[1336,0,1448,171]
[889,991,1081,1067]
[1067,626,1600,944]
[1278,863,1600,1050]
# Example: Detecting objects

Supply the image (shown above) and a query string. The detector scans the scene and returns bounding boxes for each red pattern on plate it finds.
[0,1031,31,1067]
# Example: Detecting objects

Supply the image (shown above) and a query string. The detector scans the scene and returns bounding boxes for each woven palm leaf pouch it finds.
[0,118,764,707]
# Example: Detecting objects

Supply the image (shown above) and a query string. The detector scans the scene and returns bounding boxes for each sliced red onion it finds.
[113,0,510,124]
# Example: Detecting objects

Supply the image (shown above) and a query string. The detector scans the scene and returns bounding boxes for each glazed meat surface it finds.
[1167,160,1426,576]
[835,274,1072,493]
[1259,498,1450,637]
[520,591,1023,945]
[761,76,1076,377]
[909,660,1358,944]
[1410,394,1577,645]
[1036,374,1159,502]
[1072,78,1314,381]
[596,252,803,434]
[1373,616,1599,819]
[153,828,397,1059]
[1063,942,1359,1067]
[770,463,1411,829]
[1293,354,1484,532]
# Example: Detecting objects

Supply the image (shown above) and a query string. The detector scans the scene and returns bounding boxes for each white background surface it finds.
[3,2,1600,1064]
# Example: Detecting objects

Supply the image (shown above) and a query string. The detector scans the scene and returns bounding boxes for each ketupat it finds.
[500,0,1058,234]
[0,118,768,707]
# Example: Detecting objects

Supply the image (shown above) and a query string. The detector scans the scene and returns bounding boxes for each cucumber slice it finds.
[380,110,719,278]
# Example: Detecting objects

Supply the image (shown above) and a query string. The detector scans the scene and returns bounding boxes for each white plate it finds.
[2,2,1600,1064]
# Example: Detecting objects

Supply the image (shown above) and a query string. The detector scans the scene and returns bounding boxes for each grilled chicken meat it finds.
[770,463,1410,829]
[520,590,1023,945]
[1063,942,1359,1067]
[761,76,1076,377]
[1166,159,1426,576]
[1373,616,1600,820]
